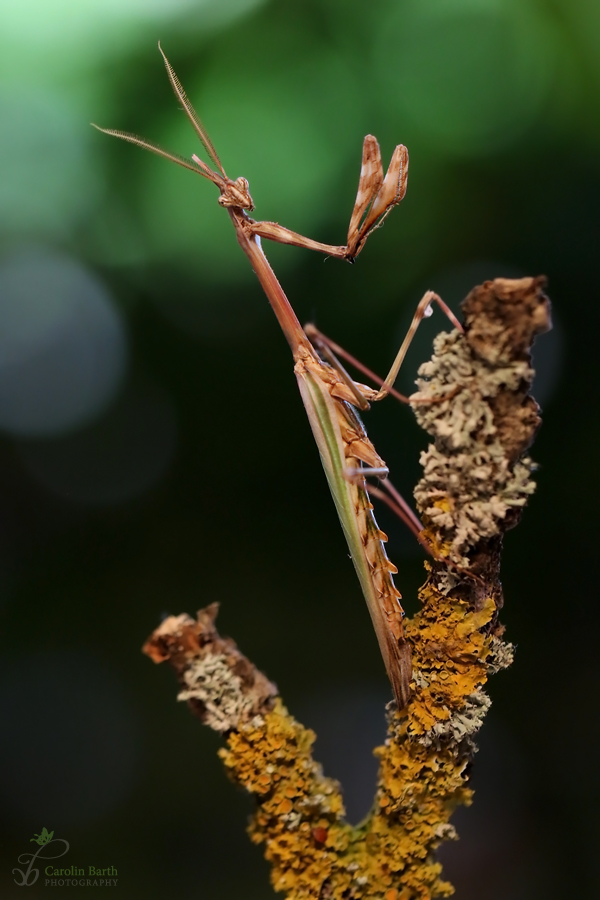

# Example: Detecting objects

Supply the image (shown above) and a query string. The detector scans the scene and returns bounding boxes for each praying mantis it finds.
[94,45,461,709]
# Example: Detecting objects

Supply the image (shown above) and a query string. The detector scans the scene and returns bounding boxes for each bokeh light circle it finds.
[0,0,265,50]
[374,0,559,156]
[17,379,177,506]
[0,246,127,437]
[0,85,99,237]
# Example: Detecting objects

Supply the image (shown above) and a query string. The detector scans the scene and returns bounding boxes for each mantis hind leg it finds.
[374,291,463,401]
[305,290,463,405]
[304,324,412,405]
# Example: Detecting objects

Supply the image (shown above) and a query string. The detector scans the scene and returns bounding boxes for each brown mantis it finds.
[93,45,461,709]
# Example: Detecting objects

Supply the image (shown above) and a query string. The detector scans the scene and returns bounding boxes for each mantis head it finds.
[93,46,256,216]
[217,176,254,212]
[189,154,254,212]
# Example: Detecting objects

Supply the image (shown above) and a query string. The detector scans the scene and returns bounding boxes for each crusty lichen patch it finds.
[177,650,263,733]
[213,558,506,898]
[219,697,466,899]
[220,699,354,898]
[405,576,497,741]
[411,329,537,567]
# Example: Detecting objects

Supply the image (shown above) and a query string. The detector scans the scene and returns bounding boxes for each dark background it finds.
[1,1,597,897]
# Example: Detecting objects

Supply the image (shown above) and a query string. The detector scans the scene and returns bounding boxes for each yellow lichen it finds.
[404,573,494,743]
[215,567,497,898]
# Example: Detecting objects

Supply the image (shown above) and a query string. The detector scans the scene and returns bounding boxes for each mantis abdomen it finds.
[295,350,411,709]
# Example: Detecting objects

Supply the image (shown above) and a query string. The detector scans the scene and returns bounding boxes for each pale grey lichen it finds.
[297,786,341,817]
[177,651,257,733]
[281,811,302,831]
[486,636,515,674]
[434,570,461,596]
[434,823,458,842]
[414,690,492,749]
[411,329,537,566]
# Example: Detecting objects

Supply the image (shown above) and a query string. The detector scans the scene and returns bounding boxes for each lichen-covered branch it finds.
[143,277,551,899]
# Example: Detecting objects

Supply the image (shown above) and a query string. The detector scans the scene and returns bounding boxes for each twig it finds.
[143,277,551,899]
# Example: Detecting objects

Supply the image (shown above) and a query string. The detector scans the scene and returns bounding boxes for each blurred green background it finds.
[0,0,597,897]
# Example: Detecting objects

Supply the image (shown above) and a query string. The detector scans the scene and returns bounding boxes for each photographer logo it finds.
[13,829,118,888]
